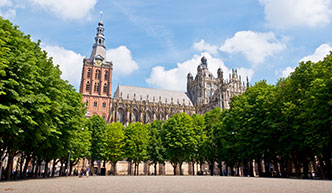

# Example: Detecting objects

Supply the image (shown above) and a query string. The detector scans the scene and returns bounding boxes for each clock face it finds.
[94,60,102,66]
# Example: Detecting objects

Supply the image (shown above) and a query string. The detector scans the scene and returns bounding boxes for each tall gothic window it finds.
[104,71,108,80]
[93,101,97,107]
[86,100,88,107]
[87,68,91,78]
[95,70,100,79]
[86,81,90,91]
[102,102,106,108]
[94,82,100,92]
[103,83,107,93]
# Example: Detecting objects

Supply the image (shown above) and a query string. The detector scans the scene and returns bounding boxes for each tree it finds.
[203,108,222,175]
[124,122,150,175]
[86,115,107,175]
[191,114,206,175]
[104,122,125,175]
[147,120,165,175]
[162,113,197,175]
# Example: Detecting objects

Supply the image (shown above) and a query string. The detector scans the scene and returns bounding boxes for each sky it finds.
[1,0,332,93]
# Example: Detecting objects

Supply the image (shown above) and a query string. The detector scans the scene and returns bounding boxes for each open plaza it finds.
[1,176,332,193]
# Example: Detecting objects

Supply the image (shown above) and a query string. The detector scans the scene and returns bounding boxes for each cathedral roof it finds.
[114,85,193,106]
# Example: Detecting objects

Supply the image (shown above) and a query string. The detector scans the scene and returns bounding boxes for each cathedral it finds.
[79,19,249,124]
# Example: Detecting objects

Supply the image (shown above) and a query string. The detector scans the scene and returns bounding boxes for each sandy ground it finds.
[0,176,331,193]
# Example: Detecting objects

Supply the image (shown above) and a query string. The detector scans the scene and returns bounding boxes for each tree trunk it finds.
[230,165,234,176]
[43,161,48,178]
[179,163,183,175]
[51,158,56,177]
[218,161,222,176]
[209,162,214,176]
[249,160,254,177]
[154,163,157,176]
[22,154,31,179]
[134,163,137,176]
[256,159,262,177]
[173,163,177,175]
[90,160,94,176]
[59,161,63,176]
[6,149,15,180]
[112,162,117,175]
[19,155,24,178]
[323,151,332,179]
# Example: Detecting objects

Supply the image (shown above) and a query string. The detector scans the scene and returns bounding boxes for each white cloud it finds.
[146,52,254,91]
[193,39,218,55]
[43,45,84,88]
[280,66,295,78]
[259,0,332,29]
[30,0,97,20]
[220,31,286,65]
[300,43,332,63]
[0,0,12,7]
[106,46,139,76]
[0,8,15,19]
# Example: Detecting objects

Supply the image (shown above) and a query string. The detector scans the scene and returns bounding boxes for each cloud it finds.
[259,0,332,29]
[0,8,15,19]
[146,52,254,91]
[280,66,295,78]
[193,39,218,55]
[29,0,97,20]
[220,31,286,65]
[300,43,332,63]
[106,46,139,76]
[0,0,12,7]
[42,45,84,88]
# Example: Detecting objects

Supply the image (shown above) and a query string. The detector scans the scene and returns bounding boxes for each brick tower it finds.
[79,15,113,122]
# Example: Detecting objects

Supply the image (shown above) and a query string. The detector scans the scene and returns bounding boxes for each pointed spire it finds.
[99,11,103,26]
[90,12,106,62]
[246,76,249,88]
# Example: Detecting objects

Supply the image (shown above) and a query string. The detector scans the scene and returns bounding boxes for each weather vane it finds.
[100,10,103,20]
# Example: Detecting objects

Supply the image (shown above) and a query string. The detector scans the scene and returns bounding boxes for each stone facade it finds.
[80,19,249,124]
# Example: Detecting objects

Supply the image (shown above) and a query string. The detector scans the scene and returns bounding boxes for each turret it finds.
[246,76,249,88]
[187,72,193,82]
[201,56,208,70]
[217,67,223,79]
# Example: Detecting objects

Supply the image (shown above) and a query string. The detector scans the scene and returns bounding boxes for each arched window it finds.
[102,102,106,108]
[104,71,108,80]
[93,101,97,107]
[103,83,107,93]
[94,82,100,92]
[86,100,88,107]
[87,68,91,78]
[118,108,125,125]
[86,81,90,91]
[133,109,139,122]
[95,70,100,79]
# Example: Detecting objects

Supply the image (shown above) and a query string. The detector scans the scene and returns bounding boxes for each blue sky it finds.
[1,0,332,93]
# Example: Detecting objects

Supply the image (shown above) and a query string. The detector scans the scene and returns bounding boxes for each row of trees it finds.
[0,17,89,180]
[87,53,332,179]
[1,17,331,180]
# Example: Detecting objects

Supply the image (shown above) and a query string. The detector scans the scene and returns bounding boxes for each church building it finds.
[79,19,249,124]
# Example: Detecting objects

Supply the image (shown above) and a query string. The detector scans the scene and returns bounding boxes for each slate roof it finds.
[114,85,193,106]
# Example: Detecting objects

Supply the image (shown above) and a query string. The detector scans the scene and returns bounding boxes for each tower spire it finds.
[90,12,106,62]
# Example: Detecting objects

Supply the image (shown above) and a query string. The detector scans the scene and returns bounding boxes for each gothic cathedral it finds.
[79,19,248,124]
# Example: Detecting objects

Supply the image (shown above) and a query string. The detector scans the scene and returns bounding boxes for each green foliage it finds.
[148,120,165,165]
[162,113,197,169]
[86,115,107,162]
[124,122,150,165]
[104,122,125,164]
